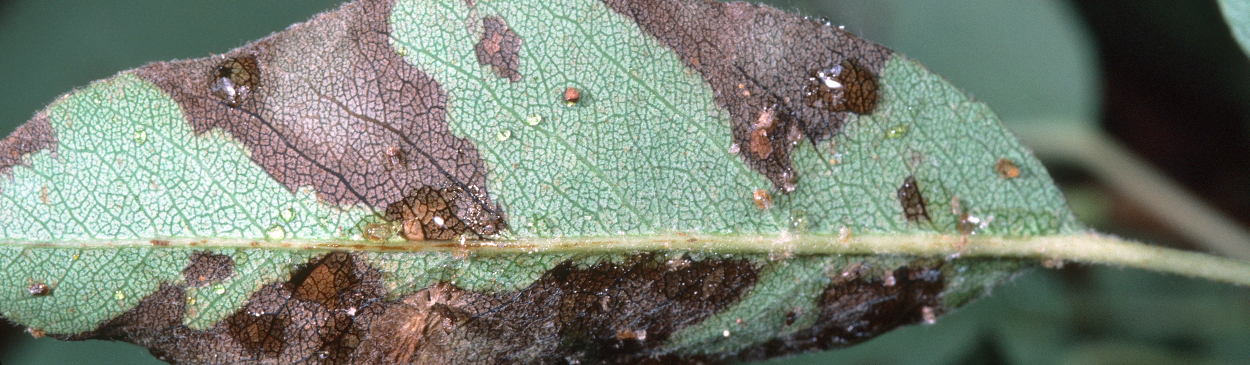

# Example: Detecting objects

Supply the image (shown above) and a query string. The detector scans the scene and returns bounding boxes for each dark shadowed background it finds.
[2,0,1250,364]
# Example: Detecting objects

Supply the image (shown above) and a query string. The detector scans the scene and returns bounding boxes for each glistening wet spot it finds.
[209,56,260,108]
[183,251,235,287]
[475,16,523,82]
[803,59,879,115]
[26,282,50,296]
[897,175,930,222]
[385,186,469,241]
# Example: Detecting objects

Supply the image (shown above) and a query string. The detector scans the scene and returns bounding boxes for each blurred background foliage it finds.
[2,0,1250,364]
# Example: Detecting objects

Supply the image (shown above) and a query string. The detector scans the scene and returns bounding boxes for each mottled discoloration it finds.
[475,16,523,82]
[602,0,890,191]
[384,186,471,241]
[0,113,56,176]
[183,251,235,287]
[741,263,945,360]
[133,0,505,237]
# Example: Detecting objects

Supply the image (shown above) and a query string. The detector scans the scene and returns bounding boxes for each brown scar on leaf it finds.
[996,157,1020,179]
[132,0,505,237]
[749,106,777,159]
[602,0,890,192]
[183,251,234,287]
[385,186,469,241]
[897,175,930,222]
[475,16,523,82]
[753,188,773,210]
[0,112,56,177]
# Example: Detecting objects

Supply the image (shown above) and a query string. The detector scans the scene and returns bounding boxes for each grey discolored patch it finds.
[740,263,945,360]
[898,175,930,222]
[183,251,235,287]
[384,186,470,241]
[474,16,523,82]
[0,113,57,177]
[602,0,890,192]
[133,0,505,237]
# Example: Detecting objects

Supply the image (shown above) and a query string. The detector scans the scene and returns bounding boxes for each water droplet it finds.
[922,306,937,324]
[526,114,543,126]
[114,291,125,300]
[209,56,260,108]
[803,59,879,114]
[996,158,1020,179]
[564,87,580,105]
[957,212,981,235]
[496,128,512,141]
[788,209,808,232]
[214,285,226,295]
[396,46,408,57]
[265,225,286,240]
[885,124,909,139]
[723,330,731,337]
[27,283,50,296]
[753,189,773,210]
[279,208,296,222]
[363,223,394,241]
[188,297,196,305]
[132,129,147,145]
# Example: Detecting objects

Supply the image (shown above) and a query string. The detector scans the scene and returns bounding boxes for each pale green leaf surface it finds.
[1221,0,1250,59]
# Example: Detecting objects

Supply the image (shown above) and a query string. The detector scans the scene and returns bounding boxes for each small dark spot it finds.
[897,175,929,222]
[564,87,581,104]
[26,282,50,296]
[183,251,235,287]
[226,312,290,358]
[803,59,878,115]
[150,239,170,246]
[475,16,523,82]
[753,189,772,210]
[784,308,799,326]
[385,186,469,241]
[209,56,260,108]
[996,158,1020,179]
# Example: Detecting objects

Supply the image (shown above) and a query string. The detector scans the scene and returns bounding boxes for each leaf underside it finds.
[0,0,1082,363]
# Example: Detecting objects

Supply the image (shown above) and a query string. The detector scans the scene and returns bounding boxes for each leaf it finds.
[1,0,1247,364]
[1220,0,1250,58]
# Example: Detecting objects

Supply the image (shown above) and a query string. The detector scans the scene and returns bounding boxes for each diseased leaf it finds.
[2,0,1245,364]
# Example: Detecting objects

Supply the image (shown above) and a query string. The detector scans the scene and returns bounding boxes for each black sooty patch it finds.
[475,16,523,82]
[601,0,890,192]
[183,251,235,287]
[741,263,945,359]
[898,175,930,222]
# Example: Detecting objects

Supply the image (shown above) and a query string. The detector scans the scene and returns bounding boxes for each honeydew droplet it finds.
[214,285,226,295]
[114,291,125,300]
[132,129,147,145]
[280,208,296,222]
[397,46,409,57]
[265,225,287,240]
[497,128,512,141]
[526,114,543,126]
[885,124,909,139]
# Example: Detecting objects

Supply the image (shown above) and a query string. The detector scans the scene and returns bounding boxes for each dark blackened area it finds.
[0,113,56,177]
[133,0,505,237]
[740,263,945,360]
[475,16,523,82]
[601,0,889,192]
[183,251,235,287]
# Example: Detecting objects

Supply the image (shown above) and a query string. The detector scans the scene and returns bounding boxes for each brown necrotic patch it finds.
[385,186,469,241]
[741,262,945,360]
[602,0,890,191]
[133,0,504,238]
[0,113,56,177]
[183,251,235,287]
[898,175,930,222]
[475,16,523,82]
